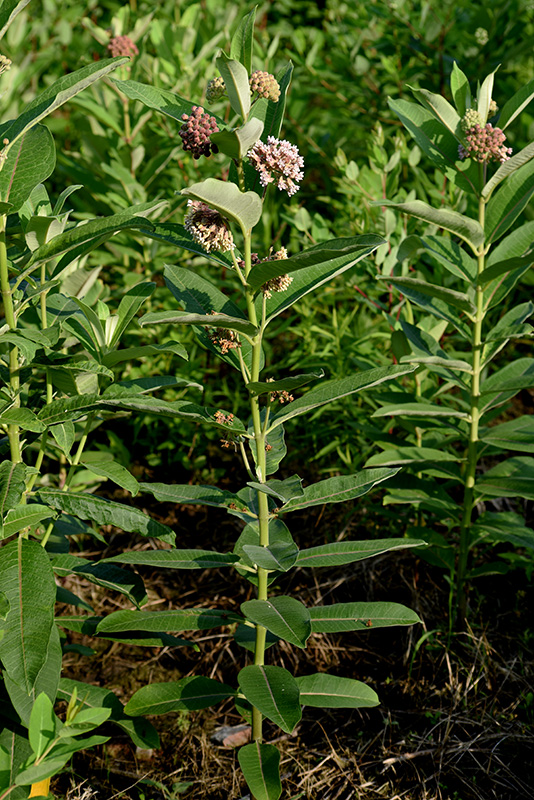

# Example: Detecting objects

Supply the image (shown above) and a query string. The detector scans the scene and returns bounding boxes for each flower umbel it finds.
[206,76,226,104]
[184,200,234,253]
[0,55,11,75]
[108,36,139,58]
[248,136,304,197]
[460,109,483,132]
[249,71,281,102]
[458,122,512,164]
[179,106,219,159]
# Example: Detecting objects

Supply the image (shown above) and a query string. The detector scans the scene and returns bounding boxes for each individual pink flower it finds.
[248,136,304,197]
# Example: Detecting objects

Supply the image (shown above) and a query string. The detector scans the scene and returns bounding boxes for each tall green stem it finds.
[0,213,22,463]
[456,192,486,623]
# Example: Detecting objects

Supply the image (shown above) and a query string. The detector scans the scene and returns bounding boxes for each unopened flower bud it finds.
[461,109,483,132]
[475,27,489,46]
[108,35,139,58]
[206,76,226,103]
[488,99,498,115]
[458,122,512,164]
[179,106,219,159]
[249,70,281,102]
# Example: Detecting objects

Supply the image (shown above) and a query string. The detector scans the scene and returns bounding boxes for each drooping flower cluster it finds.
[206,76,226,104]
[248,136,304,197]
[206,312,241,355]
[0,55,11,75]
[214,410,234,425]
[107,36,139,58]
[260,247,292,299]
[184,200,234,253]
[179,106,219,159]
[458,122,512,164]
[249,71,280,102]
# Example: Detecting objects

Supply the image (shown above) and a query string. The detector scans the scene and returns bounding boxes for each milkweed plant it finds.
[0,6,426,799]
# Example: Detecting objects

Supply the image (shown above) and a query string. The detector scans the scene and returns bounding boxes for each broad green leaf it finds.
[2,58,129,153]
[409,86,461,137]
[0,728,33,797]
[365,446,459,468]
[238,665,301,733]
[383,477,460,512]
[0,0,32,40]
[96,607,242,634]
[471,511,534,549]
[268,364,416,432]
[36,489,175,545]
[388,98,480,195]
[28,693,57,759]
[248,235,384,289]
[102,394,246,434]
[230,6,256,72]
[51,555,147,608]
[241,597,311,648]
[211,117,263,159]
[247,475,303,503]
[238,743,282,800]
[57,678,160,749]
[280,468,400,512]
[376,200,484,250]
[140,310,258,337]
[498,76,534,130]
[372,402,469,420]
[481,416,534,453]
[485,159,534,244]
[4,623,62,726]
[102,341,188,367]
[109,282,156,349]
[0,125,55,212]
[480,358,534,413]
[296,673,379,708]
[380,275,474,314]
[111,78,224,127]
[397,234,476,282]
[482,141,534,199]
[124,676,235,716]
[37,394,101,426]
[80,458,139,496]
[398,320,471,377]
[476,457,534,501]
[139,481,246,513]
[181,178,261,232]
[104,376,199,397]
[247,371,323,397]
[477,67,497,124]
[487,220,534,264]
[296,538,425,568]
[482,302,534,366]
[480,254,534,286]
[56,616,191,648]
[24,201,162,273]
[0,460,26,517]
[61,706,111,736]
[242,541,299,572]
[14,756,72,786]
[450,62,471,117]
[163,263,255,373]
[309,601,421,632]
[216,53,251,119]
[50,421,75,457]
[103,549,239,569]
[0,539,55,694]
[1,503,54,539]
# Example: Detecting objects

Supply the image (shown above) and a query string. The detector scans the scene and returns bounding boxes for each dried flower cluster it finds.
[179,106,220,159]
[248,136,304,197]
[207,326,241,355]
[184,200,234,253]
[458,123,512,164]
[0,55,11,75]
[107,36,139,58]
[249,71,280,102]
[206,76,226,104]
[214,410,234,425]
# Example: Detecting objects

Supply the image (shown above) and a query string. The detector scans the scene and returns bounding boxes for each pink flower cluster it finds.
[248,136,304,197]
[107,36,138,58]
[249,71,280,102]
[458,123,512,164]
[179,106,219,159]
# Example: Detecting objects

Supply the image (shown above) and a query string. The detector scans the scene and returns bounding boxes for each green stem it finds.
[456,191,486,624]
[0,213,22,464]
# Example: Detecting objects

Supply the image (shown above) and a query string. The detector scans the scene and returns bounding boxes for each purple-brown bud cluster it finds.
[179,106,220,159]
[458,122,512,164]
[108,35,139,58]
[249,70,281,102]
